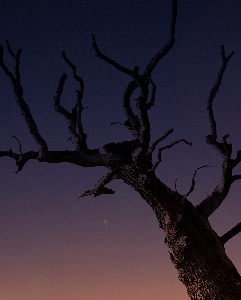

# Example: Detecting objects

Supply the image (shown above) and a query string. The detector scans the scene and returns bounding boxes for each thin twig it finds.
[183,165,211,199]
[12,136,23,155]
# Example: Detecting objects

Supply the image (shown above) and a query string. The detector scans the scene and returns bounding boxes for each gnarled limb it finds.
[0,41,48,159]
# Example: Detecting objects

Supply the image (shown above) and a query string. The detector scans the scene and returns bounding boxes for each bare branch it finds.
[142,0,177,79]
[184,165,211,199]
[231,174,241,182]
[12,135,23,155]
[149,128,174,154]
[197,155,232,218]
[158,138,192,154]
[231,150,241,169]
[151,138,192,171]
[0,146,129,173]
[133,84,151,164]
[0,41,48,159]
[91,38,141,139]
[0,149,37,172]
[123,80,140,138]
[15,49,22,81]
[0,149,20,162]
[220,222,241,244]
[3,40,22,84]
[80,186,115,197]
[116,0,176,167]
[90,1,177,170]
[0,44,15,81]
[54,73,67,105]
[62,51,84,93]
[207,45,234,144]
[54,73,72,119]
[146,77,156,110]
[5,39,15,58]
[79,170,118,197]
[54,52,87,150]
[197,46,235,218]
[92,34,133,76]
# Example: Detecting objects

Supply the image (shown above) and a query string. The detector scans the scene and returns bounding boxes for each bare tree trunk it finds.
[167,207,241,299]
[119,167,241,299]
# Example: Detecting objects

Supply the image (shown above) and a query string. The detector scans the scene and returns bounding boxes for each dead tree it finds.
[1,1,241,299]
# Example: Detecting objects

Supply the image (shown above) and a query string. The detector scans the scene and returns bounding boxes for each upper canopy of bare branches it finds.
[1,0,241,243]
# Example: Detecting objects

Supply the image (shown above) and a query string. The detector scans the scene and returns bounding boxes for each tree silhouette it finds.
[1,0,241,299]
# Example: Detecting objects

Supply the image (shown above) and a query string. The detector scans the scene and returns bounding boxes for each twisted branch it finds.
[183,165,211,199]
[197,46,236,218]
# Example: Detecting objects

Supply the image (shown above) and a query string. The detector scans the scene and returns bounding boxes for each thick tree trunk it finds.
[118,166,241,299]
[166,204,241,300]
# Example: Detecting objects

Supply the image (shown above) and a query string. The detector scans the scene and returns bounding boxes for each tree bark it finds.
[118,166,241,299]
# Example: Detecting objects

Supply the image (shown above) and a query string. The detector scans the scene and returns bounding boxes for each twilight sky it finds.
[0,1,241,299]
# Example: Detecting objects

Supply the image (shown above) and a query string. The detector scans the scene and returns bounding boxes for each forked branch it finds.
[151,137,192,171]
[91,0,177,170]
[54,51,87,150]
[207,45,234,151]
[149,128,174,154]
[198,46,236,218]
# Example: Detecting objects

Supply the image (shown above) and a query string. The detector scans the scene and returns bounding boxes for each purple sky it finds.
[0,1,241,299]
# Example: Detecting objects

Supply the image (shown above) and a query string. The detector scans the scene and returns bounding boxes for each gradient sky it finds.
[0,1,241,299]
